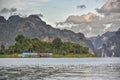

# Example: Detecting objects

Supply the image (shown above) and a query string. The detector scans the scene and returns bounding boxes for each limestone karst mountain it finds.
[89,28,120,57]
[0,15,94,54]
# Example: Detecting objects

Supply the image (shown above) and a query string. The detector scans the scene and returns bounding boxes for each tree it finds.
[0,44,5,54]
[5,35,90,55]
[52,38,63,53]
[1,44,5,50]
[52,38,62,49]
[15,35,25,43]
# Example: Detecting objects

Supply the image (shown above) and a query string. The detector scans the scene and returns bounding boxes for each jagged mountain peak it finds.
[8,15,21,22]
[116,28,120,36]
[0,16,6,23]
[29,15,40,19]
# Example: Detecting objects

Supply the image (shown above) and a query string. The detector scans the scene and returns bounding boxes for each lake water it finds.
[0,58,120,80]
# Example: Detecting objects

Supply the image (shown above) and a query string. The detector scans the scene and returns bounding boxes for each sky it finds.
[0,0,120,37]
[0,0,106,25]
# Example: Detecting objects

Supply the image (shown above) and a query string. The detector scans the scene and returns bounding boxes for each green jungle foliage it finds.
[0,35,91,56]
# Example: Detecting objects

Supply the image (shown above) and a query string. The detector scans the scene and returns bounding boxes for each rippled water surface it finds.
[0,58,120,80]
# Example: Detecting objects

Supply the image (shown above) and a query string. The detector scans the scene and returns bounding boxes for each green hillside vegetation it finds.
[0,35,97,58]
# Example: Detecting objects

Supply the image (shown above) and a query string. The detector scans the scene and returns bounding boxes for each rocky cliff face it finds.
[103,29,120,57]
[0,15,94,54]
[89,31,115,49]
[89,28,120,57]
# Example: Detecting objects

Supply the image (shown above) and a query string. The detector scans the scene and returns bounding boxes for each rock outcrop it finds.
[89,28,120,57]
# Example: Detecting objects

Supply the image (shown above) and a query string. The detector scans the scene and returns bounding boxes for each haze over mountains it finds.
[57,0,120,37]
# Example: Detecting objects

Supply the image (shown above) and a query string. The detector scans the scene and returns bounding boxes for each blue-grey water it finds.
[0,58,120,80]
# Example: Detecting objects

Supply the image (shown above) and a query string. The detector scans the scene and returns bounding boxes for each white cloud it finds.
[65,12,100,24]
[88,26,92,31]
[103,23,112,31]
[56,0,120,37]
[57,13,120,37]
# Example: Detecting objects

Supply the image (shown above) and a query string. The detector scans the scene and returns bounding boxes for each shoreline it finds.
[0,53,98,58]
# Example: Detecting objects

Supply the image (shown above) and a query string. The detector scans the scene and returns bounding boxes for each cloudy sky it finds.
[0,0,120,37]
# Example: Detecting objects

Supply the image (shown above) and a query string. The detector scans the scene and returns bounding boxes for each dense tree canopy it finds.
[1,35,90,55]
